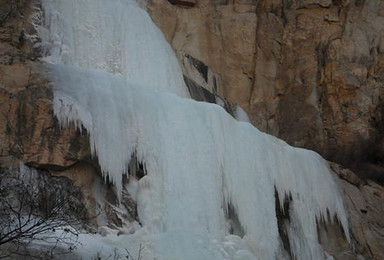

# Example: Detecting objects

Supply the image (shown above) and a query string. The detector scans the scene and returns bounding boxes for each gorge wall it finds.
[147,0,384,182]
[0,0,384,259]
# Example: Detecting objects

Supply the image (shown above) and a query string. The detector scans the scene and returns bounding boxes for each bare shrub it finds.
[0,164,87,259]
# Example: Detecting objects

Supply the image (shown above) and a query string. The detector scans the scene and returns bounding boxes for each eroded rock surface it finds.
[148,0,384,180]
[1,0,384,259]
[0,0,137,232]
[0,0,90,168]
[328,162,384,259]
[147,2,384,257]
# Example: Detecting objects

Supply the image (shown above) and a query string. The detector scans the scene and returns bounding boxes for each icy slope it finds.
[37,0,349,259]
[37,0,188,98]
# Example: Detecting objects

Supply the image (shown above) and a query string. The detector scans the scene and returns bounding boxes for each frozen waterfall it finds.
[36,0,350,259]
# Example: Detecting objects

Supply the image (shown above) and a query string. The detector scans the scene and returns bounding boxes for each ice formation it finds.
[37,0,350,259]
[234,105,251,123]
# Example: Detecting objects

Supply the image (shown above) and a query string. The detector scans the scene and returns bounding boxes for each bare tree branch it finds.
[0,165,88,258]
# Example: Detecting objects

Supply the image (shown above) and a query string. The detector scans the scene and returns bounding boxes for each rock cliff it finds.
[1,0,384,259]
[147,0,384,182]
[147,1,384,258]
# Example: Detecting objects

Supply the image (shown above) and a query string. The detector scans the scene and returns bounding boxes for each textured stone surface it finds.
[0,62,92,168]
[0,0,133,230]
[147,0,258,105]
[148,0,384,180]
[0,0,91,169]
[328,162,384,259]
[1,0,384,258]
[147,2,384,257]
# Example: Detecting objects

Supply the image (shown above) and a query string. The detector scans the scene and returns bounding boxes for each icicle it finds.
[37,0,350,259]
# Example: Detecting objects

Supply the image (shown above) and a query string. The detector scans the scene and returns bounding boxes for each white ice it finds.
[234,105,251,123]
[36,0,350,259]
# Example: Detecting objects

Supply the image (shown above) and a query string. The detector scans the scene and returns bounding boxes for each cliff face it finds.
[0,0,137,232]
[147,0,384,181]
[0,0,88,168]
[1,0,384,259]
[147,1,384,257]
[329,163,384,259]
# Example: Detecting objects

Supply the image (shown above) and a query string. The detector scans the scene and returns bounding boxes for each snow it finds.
[36,0,350,259]
[234,105,251,123]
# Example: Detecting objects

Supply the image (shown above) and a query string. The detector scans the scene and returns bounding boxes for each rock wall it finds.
[147,2,384,257]
[1,0,384,259]
[0,0,138,232]
[147,0,384,180]
[329,163,384,259]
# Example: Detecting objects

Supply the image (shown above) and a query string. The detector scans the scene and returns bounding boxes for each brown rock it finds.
[0,62,30,91]
[0,0,91,168]
[1,1,384,258]
[330,162,364,187]
[148,0,384,178]
[147,0,257,108]
[0,62,91,168]
[147,3,384,257]
[318,163,384,259]
[168,0,197,8]
[342,180,384,259]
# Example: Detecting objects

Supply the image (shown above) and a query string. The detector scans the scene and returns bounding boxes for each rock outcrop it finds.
[0,0,89,168]
[0,0,138,232]
[147,0,384,181]
[326,163,384,259]
[147,2,384,257]
[1,0,384,259]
